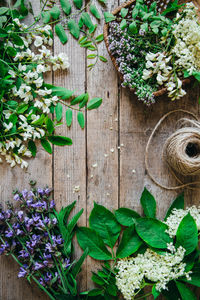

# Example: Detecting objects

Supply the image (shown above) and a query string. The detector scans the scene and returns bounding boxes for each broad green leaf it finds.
[90,4,101,20]
[60,0,71,15]
[28,140,37,157]
[162,280,181,300]
[116,226,142,258]
[41,11,51,23]
[55,24,68,44]
[68,19,80,39]
[71,93,87,105]
[135,218,172,249]
[104,12,116,23]
[121,8,128,18]
[181,263,200,287]
[79,93,88,108]
[152,285,160,299]
[50,6,60,19]
[81,12,94,30]
[95,34,104,42]
[41,139,52,154]
[120,19,127,30]
[87,97,102,110]
[55,103,63,122]
[193,71,200,82]
[16,103,28,114]
[164,193,184,221]
[48,135,72,146]
[89,202,121,248]
[11,33,24,46]
[140,22,148,32]
[0,7,9,15]
[76,227,112,260]
[77,111,85,129]
[68,209,84,234]
[129,21,138,34]
[7,47,17,57]
[66,109,72,127]
[115,208,140,226]
[72,248,89,277]
[176,213,198,255]
[140,187,156,218]
[73,0,83,9]
[46,118,54,134]
[176,281,197,300]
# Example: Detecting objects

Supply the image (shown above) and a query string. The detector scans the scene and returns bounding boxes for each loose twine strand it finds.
[145,109,200,190]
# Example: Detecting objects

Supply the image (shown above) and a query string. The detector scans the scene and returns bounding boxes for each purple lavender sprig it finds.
[0,186,86,300]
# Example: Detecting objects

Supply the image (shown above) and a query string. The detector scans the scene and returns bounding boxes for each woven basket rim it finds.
[103,0,191,97]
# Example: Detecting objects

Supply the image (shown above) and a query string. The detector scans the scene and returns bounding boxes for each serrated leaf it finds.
[28,140,37,157]
[55,23,68,44]
[41,139,52,154]
[77,227,112,260]
[77,111,85,128]
[66,109,72,127]
[60,0,71,15]
[90,4,101,20]
[68,19,80,39]
[140,187,156,218]
[55,103,63,122]
[116,226,142,258]
[48,135,72,146]
[87,97,102,109]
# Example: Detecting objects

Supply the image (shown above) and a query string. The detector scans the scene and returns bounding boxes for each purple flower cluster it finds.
[0,187,71,295]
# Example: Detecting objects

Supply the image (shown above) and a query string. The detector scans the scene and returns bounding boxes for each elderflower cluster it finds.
[165,206,200,237]
[1,19,70,168]
[116,245,190,300]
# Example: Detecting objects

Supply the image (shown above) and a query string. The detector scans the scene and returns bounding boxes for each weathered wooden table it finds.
[0,0,200,299]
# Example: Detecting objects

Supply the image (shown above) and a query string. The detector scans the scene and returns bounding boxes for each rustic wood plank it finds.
[53,3,87,291]
[86,0,119,289]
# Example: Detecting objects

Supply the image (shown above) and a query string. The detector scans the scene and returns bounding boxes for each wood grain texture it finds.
[1,0,200,298]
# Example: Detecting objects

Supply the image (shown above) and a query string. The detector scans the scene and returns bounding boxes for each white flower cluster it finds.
[1,19,70,168]
[116,245,190,300]
[165,206,200,237]
[142,3,200,101]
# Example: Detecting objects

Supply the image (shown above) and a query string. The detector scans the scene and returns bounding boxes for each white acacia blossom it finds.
[116,246,190,300]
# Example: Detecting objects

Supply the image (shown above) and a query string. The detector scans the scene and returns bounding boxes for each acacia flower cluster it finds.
[107,1,200,104]
[116,245,190,300]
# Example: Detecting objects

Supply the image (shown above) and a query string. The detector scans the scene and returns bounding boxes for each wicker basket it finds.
[103,0,193,97]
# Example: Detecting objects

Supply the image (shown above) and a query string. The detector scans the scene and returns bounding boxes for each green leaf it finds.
[176,213,198,255]
[11,33,24,46]
[79,93,89,108]
[41,139,52,154]
[72,248,89,278]
[129,21,138,34]
[87,97,102,110]
[0,7,9,15]
[140,22,148,32]
[120,19,127,30]
[104,12,116,23]
[164,193,184,221]
[81,12,94,30]
[89,202,121,248]
[50,6,60,19]
[115,208,140,226]
[68,19,80,39]
[77,111,85,129]
[46,118,54,134]
[152,285,160,299]
[176,281,197,300]
[121,8,128,18]
[88,289,103,296]
[47,85,74,99]
[181,263,200,286]
[48,135,72,146]
[66,109,72,127]
[73,0,83,9]
[95,34,104,42]
[71,93,87,105]
[99,56,107,62]
[140,187,156,218]
[41,11,51,23]
[162,280,181,300]
[55,24,68,44]
[7,47,17,57]
[76,227,112,260]
[55,103,63,122]
[90,4,101,20]
[16,103,28,114]
[60,0,71,15]
[193,71,200,82]
[28,140,37,157]
[116,225,142,258]
[135,218,172,249]
[68,209,84,235]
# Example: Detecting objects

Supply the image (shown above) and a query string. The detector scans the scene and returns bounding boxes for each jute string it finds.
[145,109,200,190]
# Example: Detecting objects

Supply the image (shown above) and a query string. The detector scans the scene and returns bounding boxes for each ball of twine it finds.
[145,110,200,190]
[164,119,200,176]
